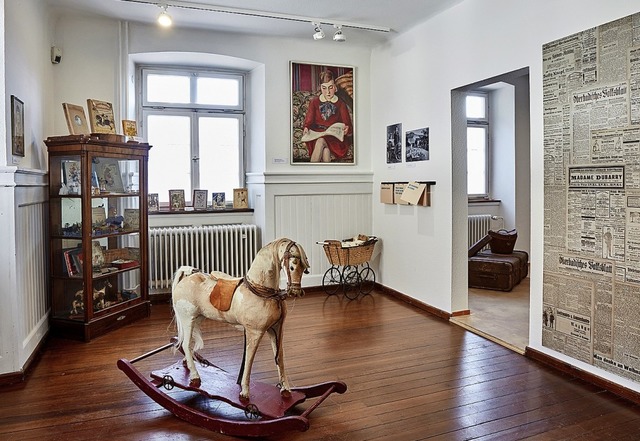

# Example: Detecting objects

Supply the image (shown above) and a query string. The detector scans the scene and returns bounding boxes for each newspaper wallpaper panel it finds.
[543,12,640,382]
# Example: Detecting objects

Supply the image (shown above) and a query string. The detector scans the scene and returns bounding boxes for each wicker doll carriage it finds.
[319,235,377,299]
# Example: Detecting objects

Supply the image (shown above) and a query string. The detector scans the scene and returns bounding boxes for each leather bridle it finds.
[244,240,308,300]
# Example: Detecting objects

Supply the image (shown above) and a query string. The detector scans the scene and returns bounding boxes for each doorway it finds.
[449,68,531,353]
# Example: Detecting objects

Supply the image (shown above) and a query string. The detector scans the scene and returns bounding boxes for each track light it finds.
[157,4,172,27]
[333,25,346,42]
[312,22,325,40]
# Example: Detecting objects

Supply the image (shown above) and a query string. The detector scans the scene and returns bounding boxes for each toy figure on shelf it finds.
[70,290,84,315]
[93,281,112,311]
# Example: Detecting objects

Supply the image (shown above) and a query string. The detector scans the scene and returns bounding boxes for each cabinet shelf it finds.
[46,136,151,341]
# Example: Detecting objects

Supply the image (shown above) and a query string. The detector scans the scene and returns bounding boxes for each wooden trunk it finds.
[478,250,529,279]
[468,251,527,292]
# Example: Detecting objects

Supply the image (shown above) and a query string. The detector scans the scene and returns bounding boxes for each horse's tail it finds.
[172,266,198,299]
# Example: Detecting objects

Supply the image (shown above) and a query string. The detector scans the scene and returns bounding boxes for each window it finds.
[466,93,489,198]
[139,67,245,205]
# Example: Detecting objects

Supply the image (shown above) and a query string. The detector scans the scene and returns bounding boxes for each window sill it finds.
[149,208,253,215]
[468,198,500,207]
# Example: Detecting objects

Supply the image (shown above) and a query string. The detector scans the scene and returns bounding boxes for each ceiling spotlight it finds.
[333,25,346,42]
[312,22,325,40]
[157,4,173,27]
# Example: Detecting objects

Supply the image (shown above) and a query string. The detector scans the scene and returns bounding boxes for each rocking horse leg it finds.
[268,319,291,397]
[237,328,265,400]
[174,302,201,387]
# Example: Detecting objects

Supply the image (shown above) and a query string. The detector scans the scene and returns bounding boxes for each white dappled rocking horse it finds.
[171,237,310,400]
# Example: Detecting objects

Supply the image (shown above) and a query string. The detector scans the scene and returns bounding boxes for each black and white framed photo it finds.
[11,95,24,157]
[405,127,429,162]
[192,189,208,211]
[386,123,402,164]
[291,61,355,164]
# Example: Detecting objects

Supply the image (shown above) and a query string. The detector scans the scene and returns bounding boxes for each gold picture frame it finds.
[233,188,248,209]
[122,120,138,137]
[62,103,89,135]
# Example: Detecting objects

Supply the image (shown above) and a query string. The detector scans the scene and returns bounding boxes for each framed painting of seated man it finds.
[290,61,355,164]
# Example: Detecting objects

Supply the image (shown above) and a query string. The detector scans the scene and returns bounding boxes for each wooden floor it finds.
[3,289,640,440]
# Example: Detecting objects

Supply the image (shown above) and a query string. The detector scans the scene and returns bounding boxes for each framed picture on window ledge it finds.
[290,61,355,165]
[212,192,226,209]
[233,188,248,209]
[169,189,185,211]
[148,193,159,213]
[192,189,208,211]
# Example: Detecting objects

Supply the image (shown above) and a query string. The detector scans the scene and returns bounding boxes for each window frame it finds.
[137,65,246,204]
[466,92,490,200]
[141,67,244,111]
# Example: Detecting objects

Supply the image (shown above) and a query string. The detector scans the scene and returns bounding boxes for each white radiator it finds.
[468,214,504,249]
[148,224,258,292]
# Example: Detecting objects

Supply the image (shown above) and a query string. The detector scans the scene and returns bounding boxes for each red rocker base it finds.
[117,340,347,438]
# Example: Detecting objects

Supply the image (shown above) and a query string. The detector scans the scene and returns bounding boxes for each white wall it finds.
[370,0,640,390]
[46,16,377,288]
[1,0,52,375]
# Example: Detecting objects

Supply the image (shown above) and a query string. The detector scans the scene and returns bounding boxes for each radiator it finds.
[148,224,258,292]
[468,214,504,249]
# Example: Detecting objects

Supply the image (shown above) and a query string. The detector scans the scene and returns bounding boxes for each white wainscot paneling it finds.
[0,168,48,375]
[274,193,372,285]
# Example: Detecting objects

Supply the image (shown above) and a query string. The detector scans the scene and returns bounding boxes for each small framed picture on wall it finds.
[11,95,24,157]
[386,123,402,164]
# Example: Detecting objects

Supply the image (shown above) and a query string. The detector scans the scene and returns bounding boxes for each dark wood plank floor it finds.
[2,289,640,440]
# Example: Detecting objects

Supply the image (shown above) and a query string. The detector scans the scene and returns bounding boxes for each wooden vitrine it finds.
[45,135,151,341]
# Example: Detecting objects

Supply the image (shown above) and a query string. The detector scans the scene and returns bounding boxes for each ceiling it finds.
[44,0,463,46]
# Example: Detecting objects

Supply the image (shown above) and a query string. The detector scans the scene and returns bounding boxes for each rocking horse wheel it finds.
[244,403,261,420]
[162,375,175,390]
[322,267,342,295]
[342,266,361,300]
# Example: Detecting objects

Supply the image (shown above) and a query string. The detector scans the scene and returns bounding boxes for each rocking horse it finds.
[117,238,347,437]
[172,237,310,399]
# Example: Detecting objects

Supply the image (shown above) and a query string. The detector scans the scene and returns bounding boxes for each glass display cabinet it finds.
[45,135,151,341]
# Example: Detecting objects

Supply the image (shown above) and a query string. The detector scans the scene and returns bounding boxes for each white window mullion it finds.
[191,111,200,193]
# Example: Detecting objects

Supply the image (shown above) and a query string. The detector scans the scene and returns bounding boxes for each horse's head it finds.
[281,240,310,298]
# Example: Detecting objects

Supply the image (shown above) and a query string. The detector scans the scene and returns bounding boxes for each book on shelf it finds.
[86,99,116,134]
[111,259,139,270]
[62,247,83,276]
